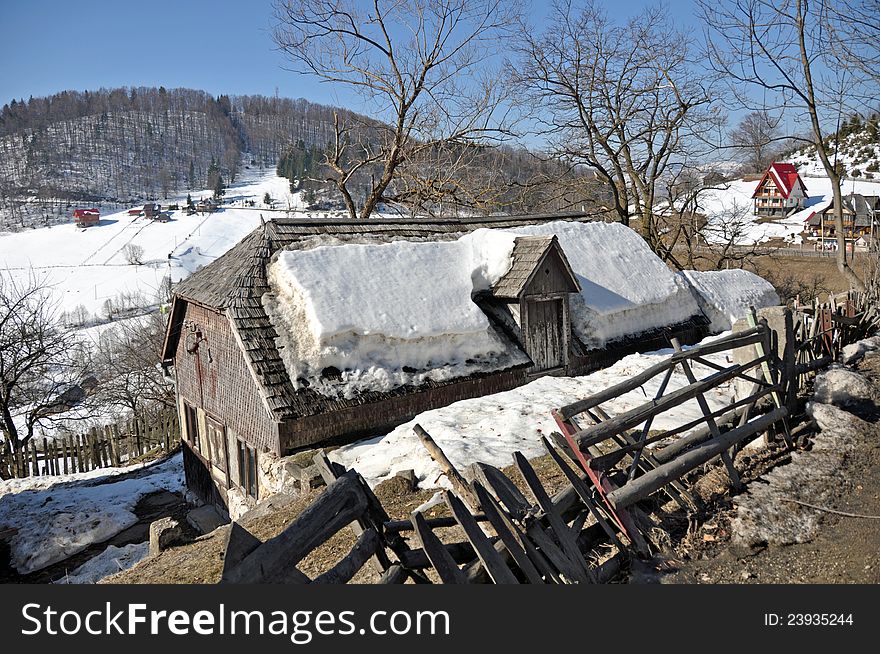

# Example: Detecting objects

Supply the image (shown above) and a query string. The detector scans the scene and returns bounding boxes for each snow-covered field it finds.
[700,175,880,245]
[0,453,184,574]
[0,169,302,320]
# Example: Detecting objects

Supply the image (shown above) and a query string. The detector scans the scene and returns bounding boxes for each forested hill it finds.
[0,87,358,205]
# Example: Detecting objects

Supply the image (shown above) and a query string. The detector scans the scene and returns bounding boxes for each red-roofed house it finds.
[73,208,100,227]
[751,162,808,216]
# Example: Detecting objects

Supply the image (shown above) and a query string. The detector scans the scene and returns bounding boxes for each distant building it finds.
[196,198,217,214]
[73,208,99,227]
[806,194,880,245]
[143,202,161,218]
[751,162,808,216]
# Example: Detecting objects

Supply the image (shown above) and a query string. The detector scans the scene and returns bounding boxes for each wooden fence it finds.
[218,294,879,584]
[1,410,179,480]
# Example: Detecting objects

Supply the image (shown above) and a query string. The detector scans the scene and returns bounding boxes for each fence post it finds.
[783,307,797,414]
[110,425,121,467]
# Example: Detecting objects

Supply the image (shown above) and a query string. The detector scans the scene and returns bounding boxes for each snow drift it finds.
[264,229,528,398]
[680,269,779,332]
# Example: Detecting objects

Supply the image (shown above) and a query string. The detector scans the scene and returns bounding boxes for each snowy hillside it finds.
[0,169,302,323]
[787,114,880,179]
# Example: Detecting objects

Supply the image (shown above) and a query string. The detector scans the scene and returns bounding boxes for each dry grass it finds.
[104,453,571,585]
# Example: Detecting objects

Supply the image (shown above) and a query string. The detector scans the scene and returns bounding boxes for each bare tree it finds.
[0,275,92,476]
[92,310,174,422]
[730,111,784,172]
[828,1,880,91]
[512,1,716,265]
[124,243,144,265]
[272,0,520,220]
[697,200,780,270]
[700,0,874,290]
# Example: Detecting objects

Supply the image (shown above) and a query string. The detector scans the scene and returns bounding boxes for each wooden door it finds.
[525,298,565,371]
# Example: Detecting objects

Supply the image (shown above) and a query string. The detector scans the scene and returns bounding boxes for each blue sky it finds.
[0,0,700,108]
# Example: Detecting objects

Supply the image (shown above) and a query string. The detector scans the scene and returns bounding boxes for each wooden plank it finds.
[607,407,788,509]
[398,541,479,570]
[51,439,60,476]
[671,338,742,491]
[108,425,120,467]
[540,437,626,551]
[512,452,594,583]
[572,357,770,450]
[469,462,532,520]
[411,512,467,584]
[221,521,263,578]
[472,482,544,584]
[557,327,765,420]
[378,564,410,585]
[312,528,380,584]
[414,425,480,511]
[29,441,39,476]
[384,514,488,533]
[524,522,582,583]
[222,472,368,584]
[444,491,518,584]
[312,452,391,575]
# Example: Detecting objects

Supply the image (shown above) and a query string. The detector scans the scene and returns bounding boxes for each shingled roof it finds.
[164,212,594,421]
[491,235,579,299]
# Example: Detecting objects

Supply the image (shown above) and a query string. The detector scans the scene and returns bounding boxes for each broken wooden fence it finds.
[221,438,632,585]
[0,410,179,479]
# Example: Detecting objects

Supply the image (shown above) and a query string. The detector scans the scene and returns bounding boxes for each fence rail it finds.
[1,410,179,480]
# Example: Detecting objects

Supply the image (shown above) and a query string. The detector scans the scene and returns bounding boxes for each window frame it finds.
[205,414,230,488]
[236,439,258,500]
[183,401,200,452]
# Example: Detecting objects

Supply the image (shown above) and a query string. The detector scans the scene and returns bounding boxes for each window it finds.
[237,440,258,499]
[205,416,229,486]
[184,402,200,451]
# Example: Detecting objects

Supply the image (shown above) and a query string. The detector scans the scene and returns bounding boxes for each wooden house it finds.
[806,194,880,245]
[73,208,99,227]
[143,202,161,219]
[161,215,708,515]
[196,198,217,214]
[751,162,808,216]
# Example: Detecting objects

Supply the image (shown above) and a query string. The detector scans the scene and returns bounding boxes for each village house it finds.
[751,162,808,216]
[142,202,162,219]
[161,215,709,516]
[806,193,880,247]
[196,198,217,214]
[73,208,99,227]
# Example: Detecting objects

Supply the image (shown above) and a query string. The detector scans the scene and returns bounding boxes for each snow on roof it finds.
[680,269,779,332]
[264,220,703,398]
[513,221,702,347]
[264,229,528,398]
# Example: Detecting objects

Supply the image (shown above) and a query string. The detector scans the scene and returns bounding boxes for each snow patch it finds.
[812,367,875,407]
[0,454,184,574]
[264,229,526,398]
[731,401,863,547]
[514,221,701,347]
[55,543,149,584]
[331,335,736,489]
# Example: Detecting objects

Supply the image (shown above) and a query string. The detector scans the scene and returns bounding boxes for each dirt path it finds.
[642,355,880,584]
